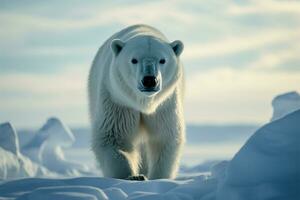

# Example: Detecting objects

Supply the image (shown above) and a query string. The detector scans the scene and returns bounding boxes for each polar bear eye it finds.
[159,59,166,64]
[131,58,138,64]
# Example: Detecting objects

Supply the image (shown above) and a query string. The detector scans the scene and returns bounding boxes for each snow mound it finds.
[22,117,75,161]
[0,122,54,179]
[0,122,19,155]
[0,148,55,179]
[217,109,300,200]
[22,117,90,175]
[210,161,229,180]
[271,91,300,121]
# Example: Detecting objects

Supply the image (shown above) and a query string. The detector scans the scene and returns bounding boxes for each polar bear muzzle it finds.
[138,57,161,94]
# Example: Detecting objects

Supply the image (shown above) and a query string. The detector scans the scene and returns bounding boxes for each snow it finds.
[0,122,19,155]
[22,117,91,176]
[271,91,300,121]
[0,148,54,179]
[22,117,75,163]
[0,93,299,199]
[0,122,54,179]
[216,109,300,200]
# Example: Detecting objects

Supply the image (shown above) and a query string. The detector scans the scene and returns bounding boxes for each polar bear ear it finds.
[170,40,184,57]
[111,39,125,56]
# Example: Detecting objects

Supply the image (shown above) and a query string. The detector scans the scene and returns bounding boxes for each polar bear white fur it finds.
[88,24,185,180]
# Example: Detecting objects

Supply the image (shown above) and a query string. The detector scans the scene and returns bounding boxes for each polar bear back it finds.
[108,24,168,45]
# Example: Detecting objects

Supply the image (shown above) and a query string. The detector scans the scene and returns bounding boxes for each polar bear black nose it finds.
[142,76,158,88]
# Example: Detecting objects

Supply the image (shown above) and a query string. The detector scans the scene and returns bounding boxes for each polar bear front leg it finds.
[147,135,183,179]
[91,103,141,179]
[92,141,139,178]
[143,101,185,179]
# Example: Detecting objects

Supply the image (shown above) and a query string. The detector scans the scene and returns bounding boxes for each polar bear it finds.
[88,24,185,180]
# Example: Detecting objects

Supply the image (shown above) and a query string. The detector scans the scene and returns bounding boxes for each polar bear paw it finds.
[126,175,148,181]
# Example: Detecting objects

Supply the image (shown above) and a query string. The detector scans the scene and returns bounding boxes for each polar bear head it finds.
[109,35,184,114]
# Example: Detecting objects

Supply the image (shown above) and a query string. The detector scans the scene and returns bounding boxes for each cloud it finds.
[184,67,300,124]
[0,0,201,67]
[0,1,197,40]
[183,28,300,60]
[227,0,300,16]
[0,67,89,128]
[0,67,88,96]
[248,45,300,71]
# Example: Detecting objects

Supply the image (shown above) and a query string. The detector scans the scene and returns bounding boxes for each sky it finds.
[0,0,299,128]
